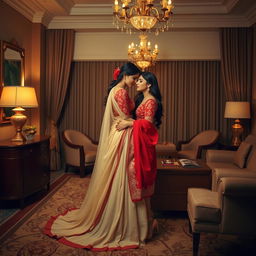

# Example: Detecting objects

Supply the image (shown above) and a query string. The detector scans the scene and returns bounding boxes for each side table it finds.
[151,158,212,212]
[0,135,50,208]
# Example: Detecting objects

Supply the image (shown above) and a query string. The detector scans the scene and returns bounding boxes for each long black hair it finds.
[133,72,163,128]
[106,62,141,98]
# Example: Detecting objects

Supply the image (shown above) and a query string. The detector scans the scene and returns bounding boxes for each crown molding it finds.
[3,0,35,22]
[3,0,255,29]
[225,0,240,12]
[33,12,54,27]
[48,13,249,30]
[245,2,256,26]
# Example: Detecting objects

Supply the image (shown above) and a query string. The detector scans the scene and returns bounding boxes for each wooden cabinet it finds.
[0,135,50,207]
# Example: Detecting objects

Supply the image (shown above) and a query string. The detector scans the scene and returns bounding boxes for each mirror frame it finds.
[0,40,25,125]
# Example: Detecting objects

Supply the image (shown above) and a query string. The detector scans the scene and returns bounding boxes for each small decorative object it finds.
[22,125,37,140]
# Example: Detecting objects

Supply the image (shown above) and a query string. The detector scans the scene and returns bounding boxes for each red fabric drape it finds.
[133,119,158,190]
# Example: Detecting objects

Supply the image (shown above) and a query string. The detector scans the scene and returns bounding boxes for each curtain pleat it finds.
[45,29,75,170]
[60,60,227,144]
[220,28,253,101]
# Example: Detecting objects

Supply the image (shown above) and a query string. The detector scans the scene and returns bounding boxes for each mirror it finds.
[0,41,25,124]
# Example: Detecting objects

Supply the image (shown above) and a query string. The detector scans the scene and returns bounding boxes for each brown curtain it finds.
[220,28,253,138]
[45,29,75,170]
[220,28,253,101]
[60,60,227,144]
[150,61,226,143]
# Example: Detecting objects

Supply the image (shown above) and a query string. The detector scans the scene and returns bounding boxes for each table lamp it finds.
[0,86,38,142]
[224,101,250,146]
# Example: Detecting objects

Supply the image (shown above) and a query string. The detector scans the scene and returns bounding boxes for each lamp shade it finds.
[0,86,38,108]
[224,101,250,119]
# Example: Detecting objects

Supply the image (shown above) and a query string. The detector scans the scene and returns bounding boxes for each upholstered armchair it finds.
[176,130,220,159]
[187,177,256,256]
[62,129,98,178]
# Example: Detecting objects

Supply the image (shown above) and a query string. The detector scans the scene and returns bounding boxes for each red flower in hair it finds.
[113,67,121,80]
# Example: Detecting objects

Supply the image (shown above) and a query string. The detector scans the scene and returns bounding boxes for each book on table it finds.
[179,159,200,168]
[161,159,180,166]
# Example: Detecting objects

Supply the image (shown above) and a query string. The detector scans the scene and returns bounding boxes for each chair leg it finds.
[193,232,200,256]
[188,218,192,234]
[80,165,86,178]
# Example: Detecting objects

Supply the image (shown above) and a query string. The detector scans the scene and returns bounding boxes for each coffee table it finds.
[151,158,212,212]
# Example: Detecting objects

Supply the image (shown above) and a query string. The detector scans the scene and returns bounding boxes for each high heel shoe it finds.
[147,218,159,240]
[152,219,159,235]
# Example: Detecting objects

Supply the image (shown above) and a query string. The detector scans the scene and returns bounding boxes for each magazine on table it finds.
[179,159,200,168]
[161,159,180,166]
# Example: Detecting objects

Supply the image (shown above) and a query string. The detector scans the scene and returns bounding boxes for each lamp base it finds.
[231,119,243,147]
[10,107,27,142]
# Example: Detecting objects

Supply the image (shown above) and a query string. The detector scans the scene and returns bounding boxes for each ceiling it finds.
[3,0,256,30]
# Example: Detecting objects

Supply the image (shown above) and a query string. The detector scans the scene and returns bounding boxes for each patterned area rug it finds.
[0,176,255,256]
[0,169,65,225]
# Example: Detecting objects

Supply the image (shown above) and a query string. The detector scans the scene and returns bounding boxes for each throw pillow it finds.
[233,141,252,168]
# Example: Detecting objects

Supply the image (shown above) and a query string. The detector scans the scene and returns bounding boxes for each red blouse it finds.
[136,99,157,123]
[113,88,134,116]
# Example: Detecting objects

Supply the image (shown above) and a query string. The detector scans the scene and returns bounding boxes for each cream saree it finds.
[44,88,149,250]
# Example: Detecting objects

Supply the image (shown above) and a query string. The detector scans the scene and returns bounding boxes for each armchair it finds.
[62,129,98,178]
[176,130,220,159]
[187,177,256,256]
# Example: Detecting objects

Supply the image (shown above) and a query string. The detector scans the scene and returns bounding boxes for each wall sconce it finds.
[0,86,38,142]
[224,101,251,146]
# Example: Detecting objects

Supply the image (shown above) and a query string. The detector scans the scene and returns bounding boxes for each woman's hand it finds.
[116,120,129,131]
[116,120,134,131]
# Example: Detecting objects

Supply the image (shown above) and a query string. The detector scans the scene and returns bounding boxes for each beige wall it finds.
[0,1,46,141]
[74,30,220,60]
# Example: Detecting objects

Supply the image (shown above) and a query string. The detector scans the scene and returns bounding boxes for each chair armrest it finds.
[206,150,235,163]
[62,132,85,166]
[218,177,256,197]
[176,140,190,151]
[197,143,218,159]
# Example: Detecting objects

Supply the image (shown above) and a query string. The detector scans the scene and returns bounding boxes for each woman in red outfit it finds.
[117,72,163,235]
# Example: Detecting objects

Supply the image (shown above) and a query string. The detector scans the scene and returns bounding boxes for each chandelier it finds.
[128,34,159,70]
[113,0,174,34]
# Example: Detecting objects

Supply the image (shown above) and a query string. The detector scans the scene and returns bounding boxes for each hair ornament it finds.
[113,67,121,80]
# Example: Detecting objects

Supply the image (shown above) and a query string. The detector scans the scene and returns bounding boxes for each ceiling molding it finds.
[32,11,54,27]
[48,13,249,30]
[3,0,35,22]
[245,3,256,26]
[225,0,240,12]
[3,0,255,29]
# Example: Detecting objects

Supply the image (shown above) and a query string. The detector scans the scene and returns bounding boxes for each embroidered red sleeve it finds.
[144,99,157,122]
[114,88,131,116]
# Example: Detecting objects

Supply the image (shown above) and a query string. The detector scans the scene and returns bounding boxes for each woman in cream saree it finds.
[44,63,159,250]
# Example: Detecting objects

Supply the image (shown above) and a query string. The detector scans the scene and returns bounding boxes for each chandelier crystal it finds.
[113,0,174,34]
[128,34,159,71]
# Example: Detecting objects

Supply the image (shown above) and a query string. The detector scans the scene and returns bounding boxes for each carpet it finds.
[0,176,255,256]
[0,169,65,225]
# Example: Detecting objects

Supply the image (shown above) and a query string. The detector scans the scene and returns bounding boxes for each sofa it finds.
[206,134,256,191]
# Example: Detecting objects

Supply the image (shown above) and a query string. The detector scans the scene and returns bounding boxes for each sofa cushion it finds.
[211,168,256,191]
[246,147,256,171]
[233,142,252,168]
[207,161,238,171]
[244,135,256,145]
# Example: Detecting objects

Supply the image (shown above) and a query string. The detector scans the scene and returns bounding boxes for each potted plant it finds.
[22,125,37,140]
